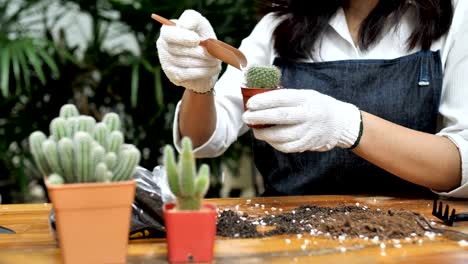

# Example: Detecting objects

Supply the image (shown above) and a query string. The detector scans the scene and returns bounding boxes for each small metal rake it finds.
[414,214,468,241]
[432,200,468,226]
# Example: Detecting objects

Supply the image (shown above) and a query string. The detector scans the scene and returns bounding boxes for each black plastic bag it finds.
[129,165,175,239]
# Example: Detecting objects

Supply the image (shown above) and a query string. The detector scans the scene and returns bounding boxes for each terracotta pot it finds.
[164,203,217,263]
[241,87,279,129]
[46,180,136,264]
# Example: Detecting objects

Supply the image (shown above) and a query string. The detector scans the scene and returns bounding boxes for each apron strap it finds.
[418,51,431,86]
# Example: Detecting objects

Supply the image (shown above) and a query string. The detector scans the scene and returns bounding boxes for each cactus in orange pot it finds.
[28,104,139,264]
[162,137,216,263]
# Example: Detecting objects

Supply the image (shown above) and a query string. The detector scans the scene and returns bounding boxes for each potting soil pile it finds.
[216,204,428,239]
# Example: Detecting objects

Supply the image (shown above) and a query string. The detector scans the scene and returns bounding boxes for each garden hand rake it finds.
[432,200,468,226]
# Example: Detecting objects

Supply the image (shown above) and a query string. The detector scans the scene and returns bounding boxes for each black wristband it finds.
[349,111,363,150]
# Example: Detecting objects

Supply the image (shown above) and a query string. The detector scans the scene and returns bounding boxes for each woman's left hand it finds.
[242,89,362,153]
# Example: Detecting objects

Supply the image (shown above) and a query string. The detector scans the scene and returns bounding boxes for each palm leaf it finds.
[9,44,21,90]
[131,62,139,108]
[0,45,10,97]
[22,39,46,85]
[141,59,164,111]
[154,65,164,110]
[15,44,31,94]
[37,46,59,79]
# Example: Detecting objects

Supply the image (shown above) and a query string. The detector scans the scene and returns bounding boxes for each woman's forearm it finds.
[178,90,217,148]
[353,111,462,192]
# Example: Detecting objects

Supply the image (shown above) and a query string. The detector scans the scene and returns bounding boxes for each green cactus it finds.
[50,117,68,141]
[77,116,96,134]
[113,147,141,181]
[48,173,65,185]
[103,113,121,132]
[66,117,79,138]
[73,132,93,183]
[29,131,50,177]
[108,131,124,153]
[164,137,210,210]
[59,104,79,118]
[42,139,64,177]
[28,104,141,185]
[90,144,106,182]
[93,123,110,150]
[57,138,74,183]
[245,64,282,88]
[105,152,117,170]
[95,162,111,183]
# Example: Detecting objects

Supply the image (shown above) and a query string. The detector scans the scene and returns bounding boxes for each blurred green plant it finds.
[0,0,75,202]
[0,0,58,97]
[0,0,262,203]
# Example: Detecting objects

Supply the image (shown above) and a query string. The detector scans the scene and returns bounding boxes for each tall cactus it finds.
[164,137,210,210]
[29,131,50,177]
[29,104,141,185]
[244,64,282,89]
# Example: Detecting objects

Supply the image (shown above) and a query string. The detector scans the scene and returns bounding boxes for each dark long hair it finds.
[260,0,453,60]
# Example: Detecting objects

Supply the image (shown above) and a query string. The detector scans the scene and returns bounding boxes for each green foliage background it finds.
[0,0,263,203]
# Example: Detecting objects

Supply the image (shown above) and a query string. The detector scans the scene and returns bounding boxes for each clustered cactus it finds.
[164,137,210,210]
[244,64,282,88]
[29,104,141,185]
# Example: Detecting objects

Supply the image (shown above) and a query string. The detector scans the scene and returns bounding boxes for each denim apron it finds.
[252,50,443,197]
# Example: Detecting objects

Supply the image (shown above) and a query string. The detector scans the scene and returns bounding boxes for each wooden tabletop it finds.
[0,195,467,263]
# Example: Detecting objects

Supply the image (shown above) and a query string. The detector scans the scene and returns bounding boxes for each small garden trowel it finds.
[151,13,248,70]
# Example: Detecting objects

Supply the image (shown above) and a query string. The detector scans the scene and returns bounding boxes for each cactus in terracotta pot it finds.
[164,137,210,210]
[29,104,139,264]
[241,65,282,128]
[29,104,141,184]
[244,64,282,89]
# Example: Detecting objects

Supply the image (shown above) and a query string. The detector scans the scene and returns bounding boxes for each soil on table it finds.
[216,204,428,240]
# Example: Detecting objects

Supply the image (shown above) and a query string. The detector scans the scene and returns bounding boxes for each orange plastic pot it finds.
[46,180,136,264]
[164,203,217,263]
[241,87,279,129]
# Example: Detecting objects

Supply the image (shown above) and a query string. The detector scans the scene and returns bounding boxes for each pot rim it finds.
[163,202,216,214]
[240,86,280,90]
[45,178,135,190]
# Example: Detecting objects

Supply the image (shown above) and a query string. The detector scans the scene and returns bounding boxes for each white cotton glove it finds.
[156,10,221,93]
[242,89,362,153]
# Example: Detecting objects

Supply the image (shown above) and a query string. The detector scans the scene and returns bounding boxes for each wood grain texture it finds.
[1,195,467,263]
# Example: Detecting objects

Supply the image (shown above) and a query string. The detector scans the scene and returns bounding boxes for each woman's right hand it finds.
[156,10,221,94]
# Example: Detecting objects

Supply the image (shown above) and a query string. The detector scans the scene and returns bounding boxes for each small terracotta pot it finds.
[46,180,136,264]
[241,87,279,129]
[164,203,217,263]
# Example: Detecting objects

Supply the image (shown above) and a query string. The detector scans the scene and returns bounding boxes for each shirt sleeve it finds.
[172,13,280,157]
[433,0,468,198]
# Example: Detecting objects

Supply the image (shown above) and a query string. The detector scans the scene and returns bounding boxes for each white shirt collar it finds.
[328,7,360,55]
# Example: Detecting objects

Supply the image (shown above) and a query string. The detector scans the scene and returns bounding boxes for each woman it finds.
[156,0,468,198]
